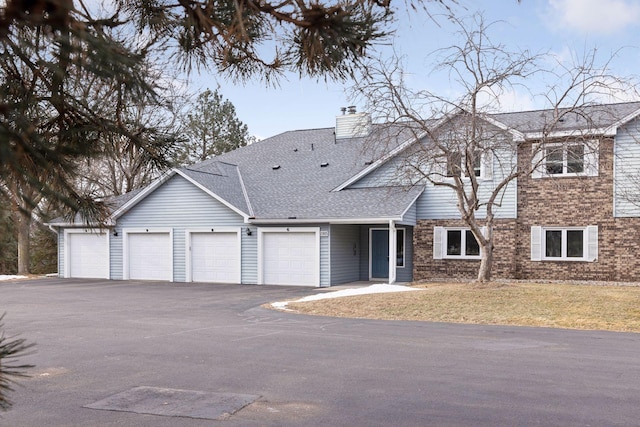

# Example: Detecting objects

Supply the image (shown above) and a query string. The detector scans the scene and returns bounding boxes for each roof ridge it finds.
[488,100,640,117]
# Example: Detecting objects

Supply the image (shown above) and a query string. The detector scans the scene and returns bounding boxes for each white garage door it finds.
[262,230,319,286]
[126,232,172,281]
[190,231,240,283]
[66,231,109,279]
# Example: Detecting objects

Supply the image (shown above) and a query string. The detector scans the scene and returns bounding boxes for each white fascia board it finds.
[333,130,429,192]
[524,128,612,140]
[249,217,403,225]
[236,168,255,217]
[481,115,526,141]
[46,221,115,228]
[399,187,425,219]
[173,169,250,221]
[604,107,640,135]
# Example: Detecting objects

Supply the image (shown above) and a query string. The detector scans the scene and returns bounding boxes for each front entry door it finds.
[371,229,389,279]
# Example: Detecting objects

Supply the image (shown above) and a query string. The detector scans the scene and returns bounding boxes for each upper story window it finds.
[533,141,598,178]
[545,144,584,175]
[445,150,486,179]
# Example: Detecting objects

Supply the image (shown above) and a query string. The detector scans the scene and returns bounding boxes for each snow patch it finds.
[272,284,420,310]
[0,275,28,281]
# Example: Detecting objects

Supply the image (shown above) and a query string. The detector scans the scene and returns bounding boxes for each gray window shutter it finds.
[586,225,598,261]
[531,144,543,179]
[584,140,599,177]
[433,226,443,259]
[531,226,542,261]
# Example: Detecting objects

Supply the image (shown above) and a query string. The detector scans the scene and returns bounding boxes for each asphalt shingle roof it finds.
[61,101,640,225]
[490,101,640,134]
[186,126,422,221]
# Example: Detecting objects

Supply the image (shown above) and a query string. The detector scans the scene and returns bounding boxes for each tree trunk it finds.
[477,242,493,282]
[14,209,32,275]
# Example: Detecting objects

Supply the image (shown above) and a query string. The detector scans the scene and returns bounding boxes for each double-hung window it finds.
[445,150,485,179]
[545,144,584,175]
[533,141,598,178]
[433,227,482,259]
[531,226,598,262]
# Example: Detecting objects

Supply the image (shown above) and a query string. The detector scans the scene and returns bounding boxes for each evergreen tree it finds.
[176,89,253,165]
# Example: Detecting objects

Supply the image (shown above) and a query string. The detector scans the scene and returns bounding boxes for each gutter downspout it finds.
[388,220,397,284]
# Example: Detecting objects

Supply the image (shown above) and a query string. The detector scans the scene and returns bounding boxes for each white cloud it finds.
[548,0,640,34]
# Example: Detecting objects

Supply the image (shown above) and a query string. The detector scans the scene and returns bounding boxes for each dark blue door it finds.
[371,229,389,278]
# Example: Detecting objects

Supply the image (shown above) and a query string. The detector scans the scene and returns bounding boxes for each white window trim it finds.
[532,140,599,179]
[531,225,598,262]
[396,227,406,268]
[444,151,492,181]
[434,226,484,260]
[184,228,242,283]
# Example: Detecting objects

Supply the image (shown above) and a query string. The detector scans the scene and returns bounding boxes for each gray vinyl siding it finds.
[349,141,517,220]
[351,154,407,188]
[416,148,518,219]
[241,229,258,284]
[399,203,417,226]
[359,225,372,281]
[614,118,640,217]
[320,224,330,287]
[416,180,517,219]
[110,175,251,282]
[397,226,413,283]
[329,224,361,285]
[57,230,64,277]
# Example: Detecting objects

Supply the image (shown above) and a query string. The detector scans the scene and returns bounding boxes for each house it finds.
[48,102,640,285]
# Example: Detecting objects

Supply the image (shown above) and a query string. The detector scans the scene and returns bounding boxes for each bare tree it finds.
[353,13,638,282]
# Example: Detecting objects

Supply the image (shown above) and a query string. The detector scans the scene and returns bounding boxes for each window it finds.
[531,226,598,262]
[432,227,482,259]
[533,141,597,178]
[396,228,405,267]
[446,150,484,178]
[545,144,584,175]
[446,151,463,177]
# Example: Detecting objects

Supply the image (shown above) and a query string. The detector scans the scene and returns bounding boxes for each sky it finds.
[190,0,640,140]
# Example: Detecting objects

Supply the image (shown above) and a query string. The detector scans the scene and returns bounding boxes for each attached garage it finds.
[186,229,241,283]
[259,228,320,286]
[123,229,173,281]
[64,229,110,279]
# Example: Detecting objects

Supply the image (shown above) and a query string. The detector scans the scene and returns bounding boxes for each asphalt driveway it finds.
[2,278,640,426]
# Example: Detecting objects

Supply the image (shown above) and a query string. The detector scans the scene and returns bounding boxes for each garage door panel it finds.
[67,232,109,279]
[190,232,240,283]
[127,232,172,281]
[262,231,318,286]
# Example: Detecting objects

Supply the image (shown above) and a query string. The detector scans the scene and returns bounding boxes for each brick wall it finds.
[414,218,517,281]
[413,137,640,282]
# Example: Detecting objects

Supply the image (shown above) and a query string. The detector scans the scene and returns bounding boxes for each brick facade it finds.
[413,138,640,282]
